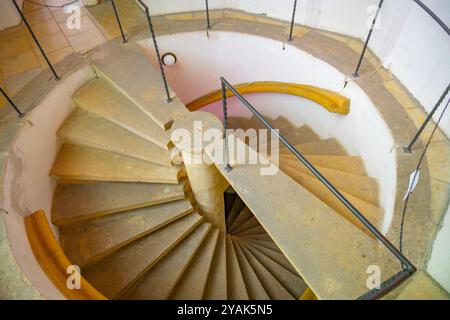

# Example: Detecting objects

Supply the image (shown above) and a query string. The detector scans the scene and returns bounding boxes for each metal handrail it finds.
[220,76,417,300]
[412,0,450,36]
[287,0,298,42]
[0,85,24,117]
[205,0,211,30]
[110,0,128,43]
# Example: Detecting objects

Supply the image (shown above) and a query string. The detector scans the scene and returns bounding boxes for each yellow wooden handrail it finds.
[25,210,107,300]
[186,81,350,114]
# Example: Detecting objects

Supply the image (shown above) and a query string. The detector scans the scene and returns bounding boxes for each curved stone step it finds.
[170,229,220,300]
[226,197,246,228]
[280,159,379,205]
[60,199,194,267]
[232,239,270,300]
[240,240,307,298]
[239,225,267,236]
[203,233,227,300]
[280,168,383,233]
[284,125,321,145]
[239,243,294,300]
[82,212,203,298]
[232,216,260,235]
[58,108,172,166]
[244,240,298,275]
[50,144,183,184]
[228,207,254,234]
[237,233,274,242]
[280,153,367,175]
[279,138,347,156]
[121,223,211,300]
[73,78,171,149]
[226,235,249,300]
[52,181,186,227]
[91,41,188,129]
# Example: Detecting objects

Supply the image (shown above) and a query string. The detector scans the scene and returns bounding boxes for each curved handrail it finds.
[25,210,107,300]
[187,81,350,114]
[412,0,450,37]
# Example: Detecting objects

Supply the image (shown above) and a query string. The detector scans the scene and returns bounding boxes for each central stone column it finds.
[171,111,229,232]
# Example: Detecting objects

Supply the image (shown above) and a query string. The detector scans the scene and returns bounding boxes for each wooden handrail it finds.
[187,81,350,114]
[25,210,107,300]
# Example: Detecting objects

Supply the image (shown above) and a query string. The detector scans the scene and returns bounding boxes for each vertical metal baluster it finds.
[205,0,211,30]
[110,0,128,43]
[0,86,24,117]
[404,83,450,153]
[221,81,232,172]
[11,0,60,80]
[138,0,172,103]
[288,0,298,42]
[353,0,384,77]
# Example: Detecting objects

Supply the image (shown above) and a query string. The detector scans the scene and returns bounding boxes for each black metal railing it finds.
[288,0,298,42]
[0,86,24,117]
[137,0,172,103]
[11,0,60,80]
[205,0,211,30]
[110,0,128,43]
[219,76,417,300]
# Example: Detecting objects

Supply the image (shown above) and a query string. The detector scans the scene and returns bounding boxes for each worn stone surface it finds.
[225,235,249,300]
[203,232,227,300]
[395,271,450,300]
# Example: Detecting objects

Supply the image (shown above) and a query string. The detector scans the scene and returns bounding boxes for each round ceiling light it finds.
[161,52,177,66]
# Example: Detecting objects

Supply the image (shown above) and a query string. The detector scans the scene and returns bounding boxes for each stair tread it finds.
[73,78,171,149]
[60,199,193,267]
[52,181,186,227]
[170,229,220,300]
[232,239,270,300]
[50,144,182,184]
[228,207,253,234]
[122,223,211,300]
[232,216,260,235]
[284,125,321,145]
[203,233,227,300]
[239,242,294,300]
[226,235,249,300]
[281,159,379,205]
[238,238,283,254]
[58,108,172,166]
[240,240,307,298]
[280,138,347,156]
[239,225,266,236]
[237,233,274,242]
[226,197,246,228]
[280,154,367,175]
[281,168,383,234]
[91,41,188,129]
[82,212,203,298]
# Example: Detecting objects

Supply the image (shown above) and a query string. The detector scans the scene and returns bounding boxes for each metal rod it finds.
[353,0,384,78]
[221,82,232,172]
[411,0,450,37]
[110,0,128,43]
[137,0,172,103]
[404,83,450,153]
[11,0,60,80]
[357,268,412,300]
[288,0,298,42]
[205,0,211,30]
[220,76,417,275]
[0,86,24,117]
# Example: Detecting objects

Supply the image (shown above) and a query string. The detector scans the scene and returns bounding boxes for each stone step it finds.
[284,125,321,145]
[280,153,367,175]
[232,216,260,235]
[244,240,298,275]
[170,229,220,300]
[60,199,194,267]
[232,238,270,300]
[50,144,183,184]
[226,235,249,300]
[228,207,254,234]
[203,233,227,300]
[280,168,383,234]
[121,223,211,300]
[239,242,294,300]
[91,41,188,129]
[280,159,379,205]
[82,212,203,298]
[237,233,274,242]
[226,197,246,229]
[239,225,267,236]
[52,181,186,227]
[58,108,172,166]
[240,240,307,298]
[279,138,347,156]
[73,78,171,149]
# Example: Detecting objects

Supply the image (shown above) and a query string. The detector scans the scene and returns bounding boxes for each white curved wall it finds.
[138,31,397,233]
[143,0,450,137]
